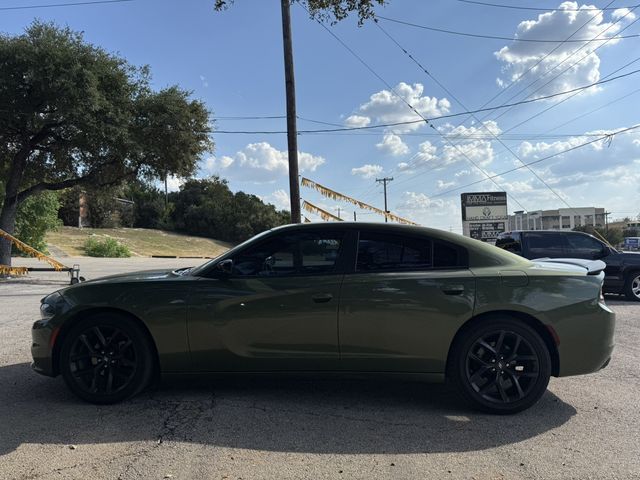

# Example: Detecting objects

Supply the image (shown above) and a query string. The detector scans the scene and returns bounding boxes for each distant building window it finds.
[561,216,571,229]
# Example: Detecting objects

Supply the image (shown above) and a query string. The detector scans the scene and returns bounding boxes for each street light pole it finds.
[281,0,301,223]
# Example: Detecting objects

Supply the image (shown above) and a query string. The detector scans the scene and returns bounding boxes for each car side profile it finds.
[495,230,640,301]
[32,223,615,414]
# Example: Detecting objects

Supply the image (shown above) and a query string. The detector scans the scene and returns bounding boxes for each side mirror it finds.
[215,259,234,275]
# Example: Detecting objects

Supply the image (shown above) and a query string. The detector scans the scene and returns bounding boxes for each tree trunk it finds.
[0,198,18,266]
[0,146,31,266]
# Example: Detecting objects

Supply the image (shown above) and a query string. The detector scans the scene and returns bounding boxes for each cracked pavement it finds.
[1,258,639,479]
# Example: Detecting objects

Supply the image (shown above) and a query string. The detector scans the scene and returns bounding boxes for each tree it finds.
[171,177,290,243]
[0,22,213,265]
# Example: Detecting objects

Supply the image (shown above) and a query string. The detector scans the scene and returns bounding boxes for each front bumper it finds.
[555,302,615,377]
[31,319,58,377]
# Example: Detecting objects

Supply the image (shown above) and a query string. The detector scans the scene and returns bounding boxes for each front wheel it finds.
[449,318,551,414]
[624,272,640,302]
[59,313,154,404]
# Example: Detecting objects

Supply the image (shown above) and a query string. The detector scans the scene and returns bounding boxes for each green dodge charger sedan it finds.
[32,223,615,414]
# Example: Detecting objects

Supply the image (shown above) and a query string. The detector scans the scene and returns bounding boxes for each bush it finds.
[84,237,131,257]
[13,191,62,255]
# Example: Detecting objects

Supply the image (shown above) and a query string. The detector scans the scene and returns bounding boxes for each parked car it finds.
[32,223,615,414]
[495,230,640,301]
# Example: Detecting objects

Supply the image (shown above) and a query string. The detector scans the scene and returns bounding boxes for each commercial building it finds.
[508,207,606,231]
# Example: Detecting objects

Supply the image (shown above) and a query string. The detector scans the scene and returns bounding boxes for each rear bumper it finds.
[555,302,615,377]
[31,319,58,377]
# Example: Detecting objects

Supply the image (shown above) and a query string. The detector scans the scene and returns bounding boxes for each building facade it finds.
[508,207,606,231]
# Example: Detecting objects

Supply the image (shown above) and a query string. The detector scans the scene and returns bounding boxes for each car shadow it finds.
[0,362,575,455]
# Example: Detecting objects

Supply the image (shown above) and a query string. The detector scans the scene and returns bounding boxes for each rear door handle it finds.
[312,293,333,303]
[440,285,465,295]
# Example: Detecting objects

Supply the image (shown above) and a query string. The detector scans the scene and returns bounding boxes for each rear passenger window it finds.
[434,241,468,268]
[356,232,468,271]
[356,232,432,271]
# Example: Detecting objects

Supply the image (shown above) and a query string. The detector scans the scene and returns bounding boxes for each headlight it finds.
[40,292,67,320]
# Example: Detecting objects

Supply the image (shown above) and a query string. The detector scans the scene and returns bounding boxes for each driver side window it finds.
[231,231,344,277]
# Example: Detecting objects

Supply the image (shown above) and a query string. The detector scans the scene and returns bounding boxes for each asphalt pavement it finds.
[1,257,639,479]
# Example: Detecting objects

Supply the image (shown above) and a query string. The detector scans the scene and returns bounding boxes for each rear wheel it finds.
[624,272,640,302]
[449,318,551,414]
[59,313,154,404]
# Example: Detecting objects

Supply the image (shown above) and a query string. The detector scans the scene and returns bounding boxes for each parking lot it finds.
[1,258,639,480]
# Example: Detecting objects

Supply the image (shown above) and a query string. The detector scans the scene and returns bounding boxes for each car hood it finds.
[79,268,187,285]
[619,251,640,262]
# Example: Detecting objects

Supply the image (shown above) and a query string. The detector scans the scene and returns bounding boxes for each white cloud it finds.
[394,192,459,224]
[518,126,640,179]
[495,2,634,97]
[437,179,456,189]
[344,115,371,128]
[264,189,291,211]
[165,175,184,192]
[351,164,383,179]
[347,82,450,132]
[612,8,636,21]
[207,142,325,183]
[199,75,209,88]
[398,141,438,172]
[376,134,410,156]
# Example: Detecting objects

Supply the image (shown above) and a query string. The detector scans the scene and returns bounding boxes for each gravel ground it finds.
[1,258,639,480]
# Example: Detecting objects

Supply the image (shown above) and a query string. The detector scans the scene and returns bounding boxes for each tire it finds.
[623,271,640,302]
[59,313,155,404]
[449,317,552,414]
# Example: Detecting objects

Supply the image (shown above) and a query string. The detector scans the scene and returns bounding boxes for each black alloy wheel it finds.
[450,318,551,414]
[60,313,154,404]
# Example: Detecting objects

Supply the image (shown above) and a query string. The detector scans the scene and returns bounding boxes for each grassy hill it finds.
[47,227,232,258]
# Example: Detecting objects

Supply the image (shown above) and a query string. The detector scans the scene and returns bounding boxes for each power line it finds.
[0,0,132,11]
[377,15,640,43]
[301,2,529,212]
[454,0,639,12]
[209,68,640,134]
[431,125,640,198]
[489,10,640,125]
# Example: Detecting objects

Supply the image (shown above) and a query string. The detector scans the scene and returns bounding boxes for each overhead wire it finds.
[375,18,633,220]
[376,15,640,43]
[0,0,132,11]
[299,1,529,212]
[454,0,639,12]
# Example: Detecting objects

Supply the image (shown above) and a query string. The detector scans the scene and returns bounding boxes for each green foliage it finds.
[84,237,131,258]
[122,182,168,229]
[170,177,290,243]
[0,21,213,264]
[57,185,135,228]
[214,0,387,25]
[13,192,62,254]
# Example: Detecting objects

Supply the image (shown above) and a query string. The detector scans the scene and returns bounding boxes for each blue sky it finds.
[3,0,640,231]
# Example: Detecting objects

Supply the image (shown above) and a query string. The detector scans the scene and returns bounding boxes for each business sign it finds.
[461,192,508,242]
[469,222,506,241]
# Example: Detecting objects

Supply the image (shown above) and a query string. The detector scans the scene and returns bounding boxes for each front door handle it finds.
[312,293,333,303]
[440,285,465,295]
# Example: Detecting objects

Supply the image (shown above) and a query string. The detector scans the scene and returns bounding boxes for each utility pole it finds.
[281,0,301,224]
[353,211,357,221]
[604,211,611,232]
[337,207,341,220]
[376,177,394,223]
